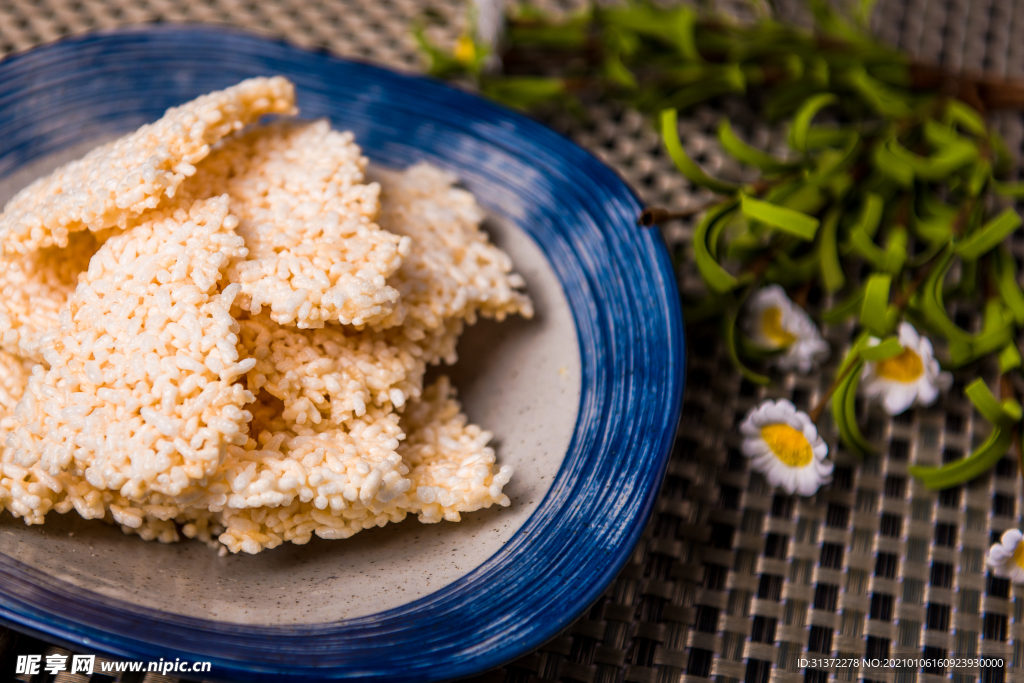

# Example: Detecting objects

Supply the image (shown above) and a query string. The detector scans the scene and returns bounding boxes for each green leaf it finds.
[507,11,589,48]
[944,100,988,137]
[481,77,567,110]
[845,65,915,118]
[846,203,903,273]
[922,118,962,147]
[765,250,820,285]
[779,184,827,215]
[871,141,914,187]
[886,137,978,181]
[861,273,894,335]
[603,38,638,89]
[693,201,742,293]
[660,109,740,194]
[707,206,734,261]
[910,425,1013,490]
[995,247,1024,325]
[954,208,1023,260]
[854,193,884,239]
[726,230,764,261]
[602,4,702,61]
[667,5,702,61]
[717,120,797,172]
[832,348,873,455]
[992,132,1015,175]
[804,128,855,150]
[855,0,881,27]
[912,199,955,245]
[766,82,825,121]
[806,133,861,187]
[966,158,991,197]
[965,378,1020,426]
[724,303,771,384]
[848,227,888,268]
[908,238,947,268]
[882,227,908,274]
[919,247,971,342]
[1000,343,1022,373]
[948,301,1013,367]
[982,298,1011,335]
[828,171,854,199]
[822,285,865,323]
[740,194,820,241]
[789,93,838,152]
[950,253,979,299]
[860,336,904,361]
[993,180,1024,198]
[819,209,845,292]
[414,26,472,78]
[663,74,746,111]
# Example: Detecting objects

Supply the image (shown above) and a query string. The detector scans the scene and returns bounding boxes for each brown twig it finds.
[808,357,861,423]
[891,258,936,310]
[999,375,1024,481]
[792,279,813,308]
[909,62,1024,113]
[637,201,720,226]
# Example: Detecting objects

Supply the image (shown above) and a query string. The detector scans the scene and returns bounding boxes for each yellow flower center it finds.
[1012,541,1024,570]
[761,307,797,348]
[454,34,477,64]
[760,424,813,467]
[875,347,924,383]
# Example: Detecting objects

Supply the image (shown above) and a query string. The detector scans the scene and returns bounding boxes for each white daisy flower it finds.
[987,529,1024,583]
[740,399,833,496]
[861,322,952,416]
[744,285,829,374]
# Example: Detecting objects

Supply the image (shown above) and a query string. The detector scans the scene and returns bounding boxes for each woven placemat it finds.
[0,1,1022,682]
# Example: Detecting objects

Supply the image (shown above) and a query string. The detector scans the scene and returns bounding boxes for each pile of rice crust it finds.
[0,77,532,555]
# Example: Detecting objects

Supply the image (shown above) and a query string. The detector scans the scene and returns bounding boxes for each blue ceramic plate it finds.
[0,25,684,682]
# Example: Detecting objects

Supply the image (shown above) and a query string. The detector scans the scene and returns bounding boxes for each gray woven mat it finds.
[0,1,1022,682]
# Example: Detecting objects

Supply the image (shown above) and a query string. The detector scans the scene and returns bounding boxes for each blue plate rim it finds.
[0,24,685,682]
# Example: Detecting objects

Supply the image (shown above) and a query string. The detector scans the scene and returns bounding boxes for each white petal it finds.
[794,469,822,496]
[740,419,760,437]
[883,385,917,415]
[800,421,819,444]
[898,322,920,348]
[989,546,1012,566]
[917,334,935,358]
[915,380,938,406]
[775,399,797,415]
[742,439,770,457]
[777,469,799,495]
[752,452,779,473]
[987,544,1011,565]
[761,460,788,490]
[815,458,834,478]
[861,376,886,400]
